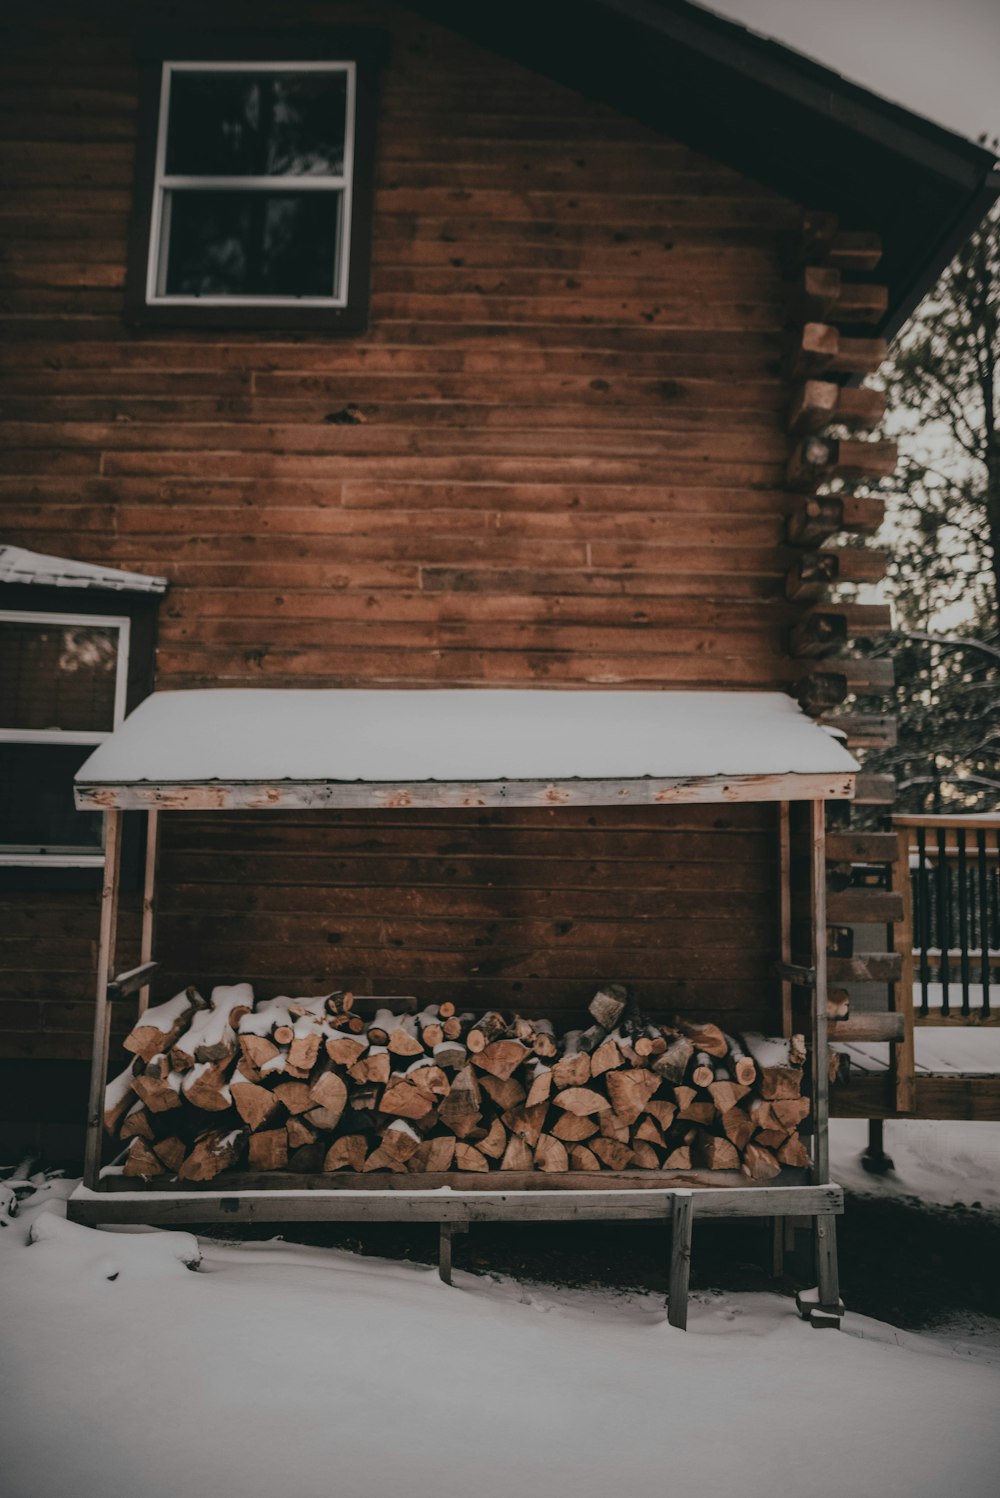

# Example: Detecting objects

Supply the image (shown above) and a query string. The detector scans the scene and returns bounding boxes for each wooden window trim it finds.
[125,28,386,332]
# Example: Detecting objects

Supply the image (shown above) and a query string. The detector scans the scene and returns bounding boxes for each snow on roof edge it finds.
[0,545,168,595]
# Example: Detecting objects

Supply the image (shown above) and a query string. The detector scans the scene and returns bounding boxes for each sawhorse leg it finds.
[438,1220,468,1285]
[668,1190,694,1330]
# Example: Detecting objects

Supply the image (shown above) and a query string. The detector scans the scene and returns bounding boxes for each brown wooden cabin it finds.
[1,0,998,1159]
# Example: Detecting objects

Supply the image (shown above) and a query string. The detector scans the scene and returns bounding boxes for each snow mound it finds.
[27,1211,201,1281]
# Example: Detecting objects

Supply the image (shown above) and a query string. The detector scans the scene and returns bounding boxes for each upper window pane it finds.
[0,621,118,733]
[165,70,348,177]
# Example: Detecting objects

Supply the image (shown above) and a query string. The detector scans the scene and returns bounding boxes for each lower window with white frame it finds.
[0,611,131,867]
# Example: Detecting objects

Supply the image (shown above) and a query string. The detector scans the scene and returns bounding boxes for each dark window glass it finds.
[0,744,104,852]
[162,190,342,297]
[165,70,348,177]
[0,621,118,733]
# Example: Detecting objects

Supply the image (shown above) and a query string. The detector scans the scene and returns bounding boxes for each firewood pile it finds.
[104,983,812,1183]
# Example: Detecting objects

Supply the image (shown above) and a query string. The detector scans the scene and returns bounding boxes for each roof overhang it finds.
[74,688,857,810]
[406,0,1000,339]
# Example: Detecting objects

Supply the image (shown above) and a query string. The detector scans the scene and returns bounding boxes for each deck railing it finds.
[894,815,1000,1021]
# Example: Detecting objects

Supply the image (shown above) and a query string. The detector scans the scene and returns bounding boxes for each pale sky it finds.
[705,0,1000,145]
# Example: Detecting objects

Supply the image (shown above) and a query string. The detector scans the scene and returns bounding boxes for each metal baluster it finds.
[977,829,990,1018]
[937,827,950,1017]
[917,827,931,1017]
[958,832,971,1016]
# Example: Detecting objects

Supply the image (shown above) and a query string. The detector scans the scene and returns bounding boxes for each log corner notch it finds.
[782,212,908,1115]
[783,209,897,755]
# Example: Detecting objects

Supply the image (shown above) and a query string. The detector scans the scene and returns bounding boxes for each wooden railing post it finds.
[83,809,123,1191]
[892,822,916,1113]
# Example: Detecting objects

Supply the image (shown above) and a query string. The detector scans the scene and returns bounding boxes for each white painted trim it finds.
[146,60,357,308]
[0,853,105,868]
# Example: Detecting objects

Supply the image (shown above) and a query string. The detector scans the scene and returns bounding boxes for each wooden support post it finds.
[668,1190,694,1330]
[892,824,917,1112]
[810,800,830,1184]
[438,1218,467,1286]
[83,809,123,1192]
[779,802,793,1037]
[138,808,159,1016]
[815,1214,841,1316]
[861,1118,895,1174]
[771,1216,785,1279]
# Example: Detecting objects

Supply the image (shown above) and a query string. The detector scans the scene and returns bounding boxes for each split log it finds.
[231,1075,283,1132]
[438,1065,482,1138]
[534,1134,569,1173]
[568,1145,602,1172]
[500,1135,534,1171]
[553,1086,609,1116]
[153,1136,186,1172]
[722,1034,757,1086]
[287,1116,318,1150]
[380,1079,435,1121]
[678,1021,728,1058]
[248,1128,288,1172]
[348,1049,391,1086]
[324,1135,368,1172]
[325,1033,367,1067]
[674,1087,714,1125]
[644,1098,677,1132]
[104,1058,142,1134]
[777,1134,811,1169]
[591,1138,633,1171]
[590,1035,624,1076]
[741,1033,805,1100]
[474,1039,529,1080]
[181,1060,232,1112]
[599,1111,632,1144]
[122,1137,166,1179]
[633,1115,665,1147]
[551,1112,601,1142]
[131,1057,184,1115]
[588,983,628,1031]
[178,1128,246,1182]
[694,1132,740,1171]
[286,1021,322,1076]
[171,984,251,1069]
[454,1142,490,1172]
[466,1012,508,1053]
[380,1118,423,1164]
[708,1077,749,1116]
[531,1019,558,1058]
[432,1040,467,1071]
[307,1068,348,1132]
[120,1101,154,1143]
[479,1074,526,1112]
[239,1033,282,1073]
[387,1017,424,1057]
[407,1061,450,1099]
[122,986,206,1064]
[720,1106,756,1152]
[407,1135,456,1172]
[605,1068,659,1125]
[552,1033,592,1089]
[501,1102,547,1149]
[631,1141,661,1169]
[653,1034,694,1084]
[691,1052,715,1088]
[664,1145,692,1169]
[524,1062,553,1109]
[477,1116,509,1160]
[362,1145,407,1173]
[271,1080,315,1116]
[742,1142,782,1182]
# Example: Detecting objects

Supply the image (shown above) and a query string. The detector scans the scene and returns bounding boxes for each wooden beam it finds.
[810,801,830,1184]
[785,547,889,600]
[790,611,848,658]
[828,952,902,984]
[668,1190,694,1330]
[831,1076,1000,1122]
[83,809,122,1192]
[789,267,888,326]
[138,806,159,1015]
[75,769,857,811]
[828,1013,905,1042]
[787,380,886,437]
[785,323,887,380]
[786,435,898,490]
[820,714,897,750]
[826,831,899,863]
[852,772,896,804]
[797,214,882,273]
[787,493,885,545]
[827,889,904,924]
[794,673,848,715]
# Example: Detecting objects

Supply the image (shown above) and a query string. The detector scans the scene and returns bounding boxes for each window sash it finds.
[0,610,130,867]
[146,60,357,308]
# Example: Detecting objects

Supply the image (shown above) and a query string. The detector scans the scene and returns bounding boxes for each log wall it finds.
[1,0,805,1064]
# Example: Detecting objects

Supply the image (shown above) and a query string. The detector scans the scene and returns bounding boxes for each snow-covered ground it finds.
[1,1181,998,1498]
[831,1118,1000,1209]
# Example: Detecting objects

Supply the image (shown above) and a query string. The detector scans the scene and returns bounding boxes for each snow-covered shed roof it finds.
[74,689,857,810]
[0,545,168,595]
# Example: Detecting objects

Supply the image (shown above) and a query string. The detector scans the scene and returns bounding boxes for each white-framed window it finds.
[0,611,131,867]
[146,60,356,309]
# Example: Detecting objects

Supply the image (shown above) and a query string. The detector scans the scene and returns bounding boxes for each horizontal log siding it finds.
[0,1,800,1056]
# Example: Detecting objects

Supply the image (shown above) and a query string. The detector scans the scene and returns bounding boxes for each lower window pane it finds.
[161,189,343,299]
[0,744,103,855]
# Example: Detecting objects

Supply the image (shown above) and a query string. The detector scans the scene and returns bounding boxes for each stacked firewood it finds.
[104,983,812,1183]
